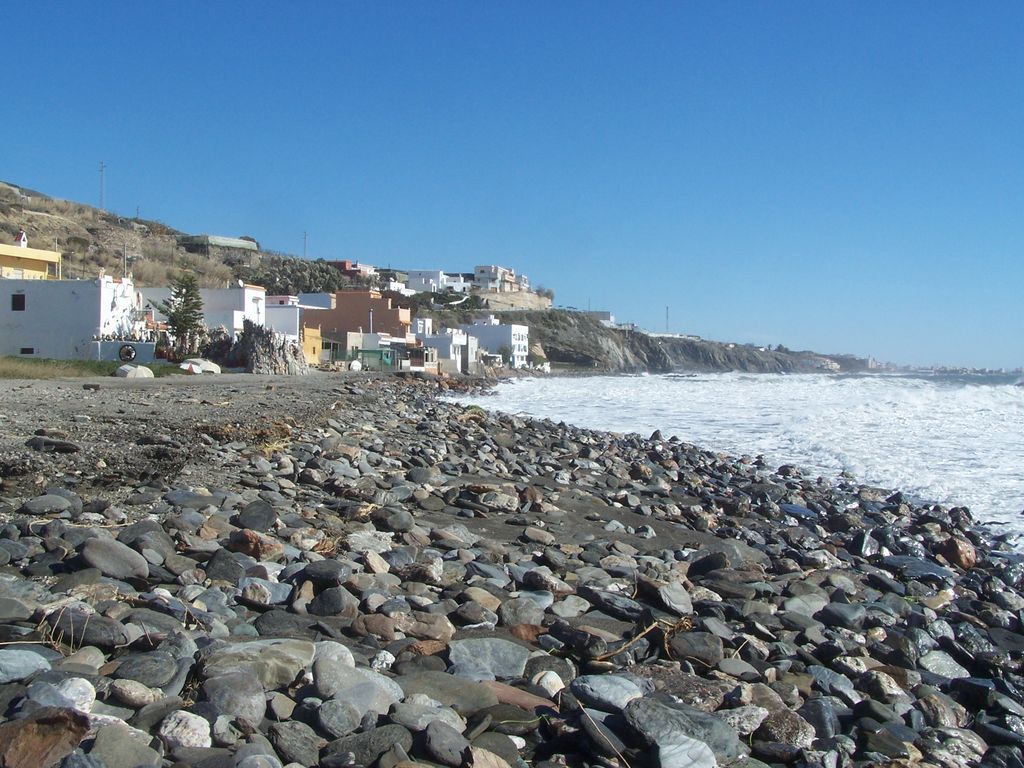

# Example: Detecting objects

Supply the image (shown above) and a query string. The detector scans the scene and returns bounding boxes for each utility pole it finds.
[98,161,106,210]
[666,306,669,333]
[303,231,308,259]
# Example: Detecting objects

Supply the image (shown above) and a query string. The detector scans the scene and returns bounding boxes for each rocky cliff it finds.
[491,310,857,373]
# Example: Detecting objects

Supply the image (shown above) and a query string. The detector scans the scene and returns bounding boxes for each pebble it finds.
[0,375,1018,768]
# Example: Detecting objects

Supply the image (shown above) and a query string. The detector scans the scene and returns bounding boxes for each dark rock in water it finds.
[624,694,747,761]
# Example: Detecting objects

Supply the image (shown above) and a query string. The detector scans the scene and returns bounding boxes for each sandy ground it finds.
[0,372,359,502]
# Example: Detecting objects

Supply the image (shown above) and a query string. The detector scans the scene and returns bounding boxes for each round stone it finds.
[81,537,149,579]
[159,710,212,749]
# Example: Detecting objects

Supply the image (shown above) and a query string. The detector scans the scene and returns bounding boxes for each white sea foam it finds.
[452,373,1024,532]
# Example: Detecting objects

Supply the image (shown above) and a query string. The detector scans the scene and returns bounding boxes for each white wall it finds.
[0,277,145,360]
[461,322,530,368]
[407,270,471,294]
[266,304,300,340]
[141,285,267,338]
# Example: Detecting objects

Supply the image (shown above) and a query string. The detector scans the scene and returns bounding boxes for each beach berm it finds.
[0,371,1019,768]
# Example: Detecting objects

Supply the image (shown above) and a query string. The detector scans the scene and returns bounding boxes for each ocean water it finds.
[453,372,1024,533]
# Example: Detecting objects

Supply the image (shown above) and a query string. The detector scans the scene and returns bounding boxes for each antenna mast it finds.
[98,161,106,210]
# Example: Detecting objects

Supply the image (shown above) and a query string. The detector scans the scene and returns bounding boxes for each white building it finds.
[298,292,335,310]
[141,283,266,340]
[264,294,335,343]
[406,270,472,294]
[417,328,480,375]
[383,279,416,297]
[265,295,301,342]
[473,265,529,293]
[1,276,155,362]
[459,316,529,368]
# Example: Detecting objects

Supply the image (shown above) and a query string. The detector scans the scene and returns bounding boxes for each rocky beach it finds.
[0,372,1022,768]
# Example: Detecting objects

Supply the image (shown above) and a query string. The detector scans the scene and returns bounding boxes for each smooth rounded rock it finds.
[81,537,150,579]
[159,710,212,749]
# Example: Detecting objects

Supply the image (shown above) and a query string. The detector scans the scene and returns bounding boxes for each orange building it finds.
[303,290,411,339]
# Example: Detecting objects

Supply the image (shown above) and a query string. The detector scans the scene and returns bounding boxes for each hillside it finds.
[0,181,357,293]
[0,181,233,286]
[426,308,864,373]
[2,180,870,373]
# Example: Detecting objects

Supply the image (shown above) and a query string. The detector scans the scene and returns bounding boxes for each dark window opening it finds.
[19,348,33,355]
[11,294,26,311]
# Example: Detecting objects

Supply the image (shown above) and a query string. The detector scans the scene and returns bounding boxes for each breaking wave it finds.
[454,372,1024,532]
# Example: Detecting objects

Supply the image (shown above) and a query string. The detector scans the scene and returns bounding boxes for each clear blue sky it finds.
[5,2,1022,369]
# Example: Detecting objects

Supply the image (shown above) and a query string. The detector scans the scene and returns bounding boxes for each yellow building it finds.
[302,325,323,365]
[0,243,61,280]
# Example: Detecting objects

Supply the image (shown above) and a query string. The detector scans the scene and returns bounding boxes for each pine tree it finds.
[154,273,205,357]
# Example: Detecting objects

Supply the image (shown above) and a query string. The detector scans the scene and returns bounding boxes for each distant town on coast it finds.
[1,180,1018,378]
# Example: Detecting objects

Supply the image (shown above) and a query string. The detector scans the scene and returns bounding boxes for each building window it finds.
[19,348,33,355]
[11,294,26,311]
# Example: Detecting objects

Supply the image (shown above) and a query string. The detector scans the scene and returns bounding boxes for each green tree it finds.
[154,273,205,357]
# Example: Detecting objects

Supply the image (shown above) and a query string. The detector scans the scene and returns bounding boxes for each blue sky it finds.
[5,3,1022,369]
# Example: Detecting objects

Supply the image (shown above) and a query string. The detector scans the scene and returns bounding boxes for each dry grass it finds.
[0,356,184,379]
[0,357,119,379]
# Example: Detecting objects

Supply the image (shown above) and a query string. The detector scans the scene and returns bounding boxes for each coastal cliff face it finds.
[494,310,853,373]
